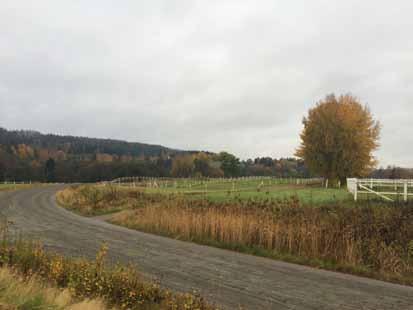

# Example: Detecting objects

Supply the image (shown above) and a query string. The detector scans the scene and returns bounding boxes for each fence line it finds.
[347,178,413,202]
[109,176,325,190]
[2,180,33,185]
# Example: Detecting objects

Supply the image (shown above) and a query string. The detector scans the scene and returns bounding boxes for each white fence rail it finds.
[109,176,325,189]
[2,181,33,185]
[347,178,413,202]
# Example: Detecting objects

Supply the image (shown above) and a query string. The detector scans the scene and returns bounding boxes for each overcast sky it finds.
[1,1,412,167]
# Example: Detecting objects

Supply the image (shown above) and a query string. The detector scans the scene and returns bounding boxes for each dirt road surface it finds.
[0,186,412,309]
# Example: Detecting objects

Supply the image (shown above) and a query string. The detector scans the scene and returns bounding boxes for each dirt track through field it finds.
[0,185,412,309]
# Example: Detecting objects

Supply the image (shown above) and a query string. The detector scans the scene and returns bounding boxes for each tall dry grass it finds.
[0,266,108,309]
[110,196,413,284]
[0,223,216,310]
[59,185,413,284]
[57,185,165,216]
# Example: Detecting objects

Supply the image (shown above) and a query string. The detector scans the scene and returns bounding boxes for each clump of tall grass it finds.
[109,195,413,285]
[0,266,108,309]
[0,224,216,310]
[57,185,168,216]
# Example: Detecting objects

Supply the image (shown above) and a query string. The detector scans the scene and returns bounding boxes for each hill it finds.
[0,128,181,158]
[0,128,311,182]
[0,127,189,182]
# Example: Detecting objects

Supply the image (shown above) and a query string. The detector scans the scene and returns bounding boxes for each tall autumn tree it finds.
[171,154,194,177]
[295,94,380,184]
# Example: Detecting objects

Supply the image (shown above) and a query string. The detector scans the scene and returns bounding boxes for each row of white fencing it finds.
[347,178,413,202]
[110,176,325,189]
[2,180,33,185]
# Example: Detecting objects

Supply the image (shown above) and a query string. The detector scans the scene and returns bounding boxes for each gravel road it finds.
[0,185,412,309]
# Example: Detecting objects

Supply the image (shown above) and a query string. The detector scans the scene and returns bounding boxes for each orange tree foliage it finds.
[295,94,380,183]
[171,154,195,177]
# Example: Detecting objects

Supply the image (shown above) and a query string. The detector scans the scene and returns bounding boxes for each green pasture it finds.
[146,186,351,204]
[116,177,413,204]
[130,178,353,204]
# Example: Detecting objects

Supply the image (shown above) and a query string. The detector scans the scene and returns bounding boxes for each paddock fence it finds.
[1,180,33,185]
[347,178,413,202]
[109,176,325,190]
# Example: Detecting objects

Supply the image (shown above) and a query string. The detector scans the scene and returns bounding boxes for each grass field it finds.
[122,177,353,204]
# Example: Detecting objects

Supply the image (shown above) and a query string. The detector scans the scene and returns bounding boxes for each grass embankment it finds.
[0,224,215,310]
[58,185,413,286]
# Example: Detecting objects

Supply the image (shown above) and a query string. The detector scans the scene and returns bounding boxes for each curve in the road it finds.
[0,185,412,310]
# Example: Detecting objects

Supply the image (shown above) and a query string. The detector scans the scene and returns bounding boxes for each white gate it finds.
[347,178,413,202]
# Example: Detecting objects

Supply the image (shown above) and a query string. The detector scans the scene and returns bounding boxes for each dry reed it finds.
[111,196,413,284]
[59,185,413,284]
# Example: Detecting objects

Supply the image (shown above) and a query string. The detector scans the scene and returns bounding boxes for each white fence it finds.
[347,178,413,202]
[110,176,325,189]
[2,180,33,185]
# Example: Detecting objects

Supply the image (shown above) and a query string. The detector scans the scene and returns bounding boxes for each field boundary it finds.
[109,176,325,190]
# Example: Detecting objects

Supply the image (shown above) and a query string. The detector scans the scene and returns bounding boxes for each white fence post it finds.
[404,181,408,202]
[354,180,358,201]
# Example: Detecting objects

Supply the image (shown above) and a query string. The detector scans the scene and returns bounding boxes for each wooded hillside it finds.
[0,128,188,182]
[0,128,311,182]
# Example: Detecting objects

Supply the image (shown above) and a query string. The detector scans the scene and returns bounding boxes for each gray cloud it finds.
[1,0,412,166]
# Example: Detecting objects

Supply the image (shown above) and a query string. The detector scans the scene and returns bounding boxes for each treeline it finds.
[0,127,181,182]
[169,152,310,179]
[0,128,179,157]
[0,128,309,182]
[0,148,309,182]
[371,166,413,179]
[2,128,411,183]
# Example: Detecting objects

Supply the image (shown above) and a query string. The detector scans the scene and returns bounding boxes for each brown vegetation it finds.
[110,197,413,285]
[0,223,216,310]
[0,266,108,309]
[58,185,413,285]
[57,185,166,216]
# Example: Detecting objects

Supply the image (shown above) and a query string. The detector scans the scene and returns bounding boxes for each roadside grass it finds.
[0,184,36,192]
[109,199,413,286]
[57,185,167,216]
[58,185,413,286]
[0,266,108,310]
[0,224,216,310]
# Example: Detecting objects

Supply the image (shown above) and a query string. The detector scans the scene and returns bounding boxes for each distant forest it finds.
[0,128,311,182]
[0,128,409,182]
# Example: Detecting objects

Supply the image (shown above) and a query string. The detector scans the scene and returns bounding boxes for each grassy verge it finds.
[109,204,413,286]
[0,184,37,192]
[57,185,169,217]
[58,185,413,286]
[0,224,216,310]
[111,220,378,281]
[0,266,108,310]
